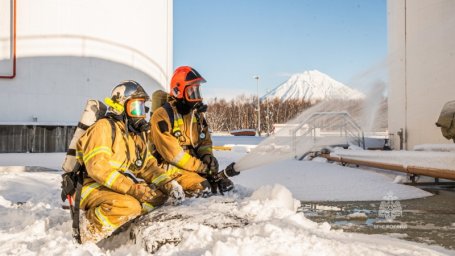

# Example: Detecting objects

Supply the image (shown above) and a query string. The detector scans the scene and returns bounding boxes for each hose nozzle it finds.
[216,162,239,180]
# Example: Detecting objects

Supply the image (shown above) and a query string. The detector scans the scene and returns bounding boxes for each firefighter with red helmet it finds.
[150,66,234,197]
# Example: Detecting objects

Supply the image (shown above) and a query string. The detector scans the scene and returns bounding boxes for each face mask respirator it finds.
[127,117,150,133]
[125,98,150,134]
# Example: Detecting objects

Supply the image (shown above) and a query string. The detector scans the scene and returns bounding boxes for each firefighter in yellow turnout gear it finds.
[76,81,184,242]
[150,66,234,197]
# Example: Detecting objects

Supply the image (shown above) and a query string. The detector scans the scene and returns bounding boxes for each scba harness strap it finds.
[163,102,181,138]
[72,165,84,243]
[162,102,208,139]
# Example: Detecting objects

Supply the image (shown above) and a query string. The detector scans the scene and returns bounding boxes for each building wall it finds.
[388,0,455,149]
[0,0,173,124]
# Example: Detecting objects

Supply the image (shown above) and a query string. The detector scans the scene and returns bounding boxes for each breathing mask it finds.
[125,98,150,133]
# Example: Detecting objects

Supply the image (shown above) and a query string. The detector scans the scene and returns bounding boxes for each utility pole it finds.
[253,75,260,136]
[266,89,270,136]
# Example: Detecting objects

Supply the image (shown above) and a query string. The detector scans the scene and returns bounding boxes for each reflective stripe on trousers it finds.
[80,182,102,206]
[95,206,117,231]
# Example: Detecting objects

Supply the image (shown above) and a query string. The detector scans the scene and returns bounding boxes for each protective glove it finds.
[201,154,219,177]
[163,180,185,205]
[148,189,168,207]
[218,177,234,193]
[196,162,209,175]
[127,183,157,203]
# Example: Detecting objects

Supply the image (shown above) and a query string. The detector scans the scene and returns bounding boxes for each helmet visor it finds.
[185,84,203,102]
[126,98,146,118]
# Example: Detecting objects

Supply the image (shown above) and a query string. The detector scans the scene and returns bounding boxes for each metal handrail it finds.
[291,111,365,158]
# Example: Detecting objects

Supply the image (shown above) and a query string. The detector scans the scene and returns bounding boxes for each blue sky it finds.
[174,0,387,100]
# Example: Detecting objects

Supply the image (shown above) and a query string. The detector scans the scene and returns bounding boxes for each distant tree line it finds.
[204,95,312,133]
[204,95,388,133]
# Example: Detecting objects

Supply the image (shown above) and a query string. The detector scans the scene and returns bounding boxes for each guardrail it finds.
[291,111,365,158]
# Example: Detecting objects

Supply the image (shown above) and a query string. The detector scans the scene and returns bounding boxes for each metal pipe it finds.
[321,153,455,181]
[0,0,16,79]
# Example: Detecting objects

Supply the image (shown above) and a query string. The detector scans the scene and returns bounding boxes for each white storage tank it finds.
[0,0,173,152]
[388,0,455,149]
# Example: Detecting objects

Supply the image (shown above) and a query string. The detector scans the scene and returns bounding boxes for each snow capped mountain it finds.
[263,70,365,102]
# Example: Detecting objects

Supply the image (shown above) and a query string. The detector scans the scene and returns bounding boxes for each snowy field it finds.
[0,135,453,255]
[213,136,432,201]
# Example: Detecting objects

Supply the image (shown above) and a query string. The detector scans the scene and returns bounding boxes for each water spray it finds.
[217,95,387,174]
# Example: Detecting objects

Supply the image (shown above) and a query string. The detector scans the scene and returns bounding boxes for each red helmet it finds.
[170,66,206,102]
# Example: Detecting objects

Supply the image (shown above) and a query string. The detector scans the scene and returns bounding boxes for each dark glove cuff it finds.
[200,154,212,163]
[197,162,208,174]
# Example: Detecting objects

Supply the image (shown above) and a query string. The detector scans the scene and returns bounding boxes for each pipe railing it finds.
[322,153,455,181]
[292,111,365,158]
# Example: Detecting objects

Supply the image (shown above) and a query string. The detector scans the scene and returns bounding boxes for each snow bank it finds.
[234,160,432,201]
[0,136,445,255]
[0,153,65,170]
[0,169,451,255]
[0,169,101,255]
[213,150,432,201]
[250,184,300,212]
[132,185,450,256]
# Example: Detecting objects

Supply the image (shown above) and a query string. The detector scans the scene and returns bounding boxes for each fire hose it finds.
[211,162,241,195]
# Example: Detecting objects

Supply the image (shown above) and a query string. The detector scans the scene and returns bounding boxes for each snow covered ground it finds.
[213,136,432,201]
[0,136,452,255]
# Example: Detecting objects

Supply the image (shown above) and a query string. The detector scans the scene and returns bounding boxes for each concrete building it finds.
[0,0,173,152]
[388,0,455,150]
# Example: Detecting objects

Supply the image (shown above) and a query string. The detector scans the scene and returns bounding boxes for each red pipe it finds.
[0,0,16,79]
